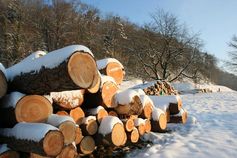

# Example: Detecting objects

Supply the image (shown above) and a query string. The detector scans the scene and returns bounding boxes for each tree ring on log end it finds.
[131,128,139,143]
[101,81,118,108]
[111,123,126,146]
[68,52,97,89]
[59,121,76,145]
[79,136,95,155]
[86,120,98,135]
[106,62,124,84]
[159,113,167,130]
[15,95,52,123]
[43,130,64,157]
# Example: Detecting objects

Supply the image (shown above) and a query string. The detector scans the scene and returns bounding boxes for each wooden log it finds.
[46,114,76,145]
[87,71,101,94]
[0,123,64,157]
[149,95,182,115]
[50,90,85,110]
[107,110,118,117]
[77,136,95,155]
[86,106,108,123]
[56,111,69,116]
[134,118,146,136]
[30,153,50,158]
[98,116,127,147]
[97,58,125,85]
[0,144,20,158]
[0,93,52,127]
[121,118,134,132]
[69,107,85,125]
[151,107,167,132]
[75,126,83,145]
[56,144,77,158]
[80,116,98,135]
[7,45,98,94]
[0,64,7,98]
[114,89,143,116]
[83,75,118,108]
[139,95,154,119]
[144,119,151,133]
[126,127,139,144]
[169,108,188,124]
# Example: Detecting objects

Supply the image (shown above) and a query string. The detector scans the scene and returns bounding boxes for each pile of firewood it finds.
[0,45,188,158]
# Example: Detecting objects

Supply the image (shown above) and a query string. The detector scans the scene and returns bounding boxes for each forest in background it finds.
[0,0,236,90]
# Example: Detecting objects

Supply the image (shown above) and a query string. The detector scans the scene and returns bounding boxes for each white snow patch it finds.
[0,144,10,154]
[149,95,180,111]
[134,89,146,96]
[47,114,75,127]
[139,95,154,108]
[1,92,25,108]
[128,92,237,158]
[101,75,116,86]
[134,118,146,126]
[98,116,123,136]
[115,89,138,105]
[119,79,143,91]
[152,108,165,121]
[6,45,93,81]
[82,116,96,124]
[96,58,124,70]
[8,123,58,142]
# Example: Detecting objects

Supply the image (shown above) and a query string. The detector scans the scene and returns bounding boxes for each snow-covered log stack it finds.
[0,45,189,157]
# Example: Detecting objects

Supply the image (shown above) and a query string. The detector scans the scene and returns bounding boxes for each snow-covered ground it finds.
[127,91,237,158]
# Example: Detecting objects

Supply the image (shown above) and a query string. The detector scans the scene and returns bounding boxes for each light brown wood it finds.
[69,107,85,125]
[144,119,151,133]
[59,121,77,145]
[56,111,69,116]
[56,144,77,158]
[141,102,153,119]
[87,71,101,93]
[30,153,50,158]
[81,117,98,135]
[111,123,127,146]
[0,150,20,158]
[78,136,95,155]
[134,119,146,136]
[105,62,125,85]
[0,70,7,98]
[50,90,85,110]
[122,118,135,132]
[15,95,53,123]
[127,127,139,143]
[169,109,188,124]
[75,126,83,145]
[86,106,108,123]
[151,113,167,132]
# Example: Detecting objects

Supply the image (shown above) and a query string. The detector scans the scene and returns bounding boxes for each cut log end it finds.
[59,121,76,145]
[78,136,95,155]
[83,119,98,135]
[56,144,77,158]
[106,62,124,85]
[101,81,118,108]
[15,95,52,123]
[97,109,108,123]
[151,113,167,132]
[145,119,151,133]
[56,111,69,116]
[142,104,153,119]
[75,126,83,145]
[130,128,139,143]
[68,52,97,89]
[111,123,127,146]
[69,107,85,124]
[87,71,101,93]
[0,70,7,98]
[137,124,146,136]
[30,153,50,158]
[124,119,134,132]
[43,130,64,157]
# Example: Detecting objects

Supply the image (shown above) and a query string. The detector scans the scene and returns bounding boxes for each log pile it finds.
[0,45,188,157]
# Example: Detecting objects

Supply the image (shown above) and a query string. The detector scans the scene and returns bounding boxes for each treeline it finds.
[0,0,236,89]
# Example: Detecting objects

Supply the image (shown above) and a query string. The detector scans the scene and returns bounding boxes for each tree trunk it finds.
[69,107,85,125]
[114,89,143,116]
[50,89,85,110]
[0,123,64,157]
[80,116,98,136]
[77,136,95,155]
[46,114,76,145]
[0,93,52,127]
[169,108,188,124]
[7,45,98,94]
[83,76,118,108]
[151,108,167,132]
[97,58,125,85]
[86,106,108,123]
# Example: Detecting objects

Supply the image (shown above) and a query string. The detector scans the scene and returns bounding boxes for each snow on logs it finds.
[7,45,99,94]
[169,108,188,124]
[113,89,143,116]
[151,107,167,132]
[46,114,76,145]
[97,58,125,85]
[0,92,52,127]
[83,75,118,108]
[0,123,64,157]
[80,116,98,135]
[98,116,127,147]
[0,64,7,98]
[86,106,108,123]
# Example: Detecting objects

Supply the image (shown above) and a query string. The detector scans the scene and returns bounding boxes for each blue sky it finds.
[81,0,237,66]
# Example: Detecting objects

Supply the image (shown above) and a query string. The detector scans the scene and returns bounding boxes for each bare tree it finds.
[226,35,237,74]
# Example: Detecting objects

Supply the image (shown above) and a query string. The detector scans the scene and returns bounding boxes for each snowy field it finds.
[127,91,237,158]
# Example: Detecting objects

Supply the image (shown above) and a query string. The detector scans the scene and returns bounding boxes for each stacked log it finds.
[0,45,189,157]
[0,64,7,98]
